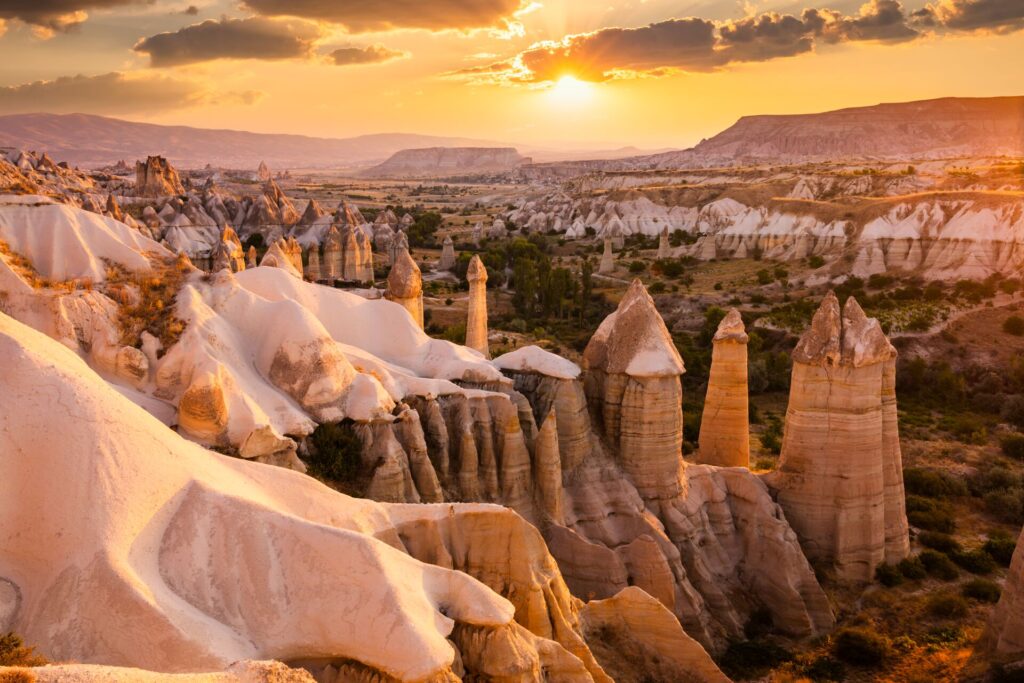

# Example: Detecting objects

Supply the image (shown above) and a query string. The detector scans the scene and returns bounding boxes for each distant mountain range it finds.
[361,147,530,178]
[628,96,1024,168]
[0,113,673,170]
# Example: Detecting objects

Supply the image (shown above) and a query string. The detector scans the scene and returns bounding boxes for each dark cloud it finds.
[0,0,136,35]
[916,0,1024,32]
[461,0,1024,85]
[330,45,406,66]
[134,17,321,67]
[0,72,260,115]
[182,5,199,16]
[241,0,527,32]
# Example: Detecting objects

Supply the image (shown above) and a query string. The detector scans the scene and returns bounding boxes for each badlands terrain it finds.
[1,95,1024,683]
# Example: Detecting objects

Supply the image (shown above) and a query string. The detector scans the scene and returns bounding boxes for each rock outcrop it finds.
[466,254,489,358]
[988,527,1024,663]
[385,250,424,329]
[769,292,910,581]
[697,308,749,468]
[657,226,670,259]
[599,238,615,274]
[439,234,456,271]
[583,280,686,501]
[135,156,184,197]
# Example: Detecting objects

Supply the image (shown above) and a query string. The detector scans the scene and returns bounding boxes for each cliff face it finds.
[690,96,1024,161]
[363,147,529,178]
[769,293,910,581]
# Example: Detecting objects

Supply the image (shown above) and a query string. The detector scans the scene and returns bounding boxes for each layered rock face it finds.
[385,250,424,329]
[583,280,686,501]
[697,309,749,468]
[769,292,910,581]
[988,527,1024,662]
[135,155,184,197]
[465,254,489,358]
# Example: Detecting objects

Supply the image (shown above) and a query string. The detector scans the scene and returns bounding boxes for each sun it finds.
[548,75,593,106]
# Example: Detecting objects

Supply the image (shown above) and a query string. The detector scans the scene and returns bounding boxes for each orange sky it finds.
[0,0,1021,149]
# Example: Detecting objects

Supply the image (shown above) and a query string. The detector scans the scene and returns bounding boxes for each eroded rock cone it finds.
[306,246,321,281]
[657,226,670,259]
[697,308,749,468]
[771,292,909,581]
[439,234,457,271]
[466,255,489,358]
[323,225,342,281]
[105,194,125,223]
[583,279,686,501]
[135,156,184,197]
[599,238,615,274]
[246,245,258,269]
[385,250,423,329]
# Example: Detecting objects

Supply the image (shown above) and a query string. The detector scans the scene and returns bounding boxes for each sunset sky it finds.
[0,0,1021,149]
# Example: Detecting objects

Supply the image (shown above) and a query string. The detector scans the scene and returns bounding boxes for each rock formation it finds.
[355,230,374,282]
[439,234,457,271]
[323,225,342,281]
[389,229,410,266]
[246,245,257,269]
[256,160,272,182]
[385,250,423,329]
[583,279,686,501]
[1,312,734,683]
[657,226,670,259]
[342,228,360,280]
[135,156,184,197]
[211,227,245,274]
[260,239,302,278]
[697,308,749,468]
[599,238,615,274]
[466,254,489,358]
[988,527,1024,663]
[769,292,909,581]
[306,246,321,281]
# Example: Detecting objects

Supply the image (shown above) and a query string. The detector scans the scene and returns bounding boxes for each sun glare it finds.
[548,75,593,106]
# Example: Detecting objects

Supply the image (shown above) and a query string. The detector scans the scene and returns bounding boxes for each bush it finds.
[963,578,1002,603]
[0,632,47,667]
[898,556,927,580]
[307,422,363,483]
[918,531,961,554]
[832,627,890,667]
[628,260,646,273]
[1004,316,1024,336]
[719,639,793,679]
[983,488,1024,525]
[875,563,904,587]
[903,468,968,498]
[920,550,959,580]
[906,495,957,532]
[984,535,1018,566]
[927,593,969,619]
[951,548,997,574]
[803,656,846,682]
[756,269,772,285]
[1002,435,1024,460]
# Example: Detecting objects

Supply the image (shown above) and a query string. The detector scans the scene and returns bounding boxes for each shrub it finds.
[951,548,997,574]
[628,260,646,273]
[756,269,772,285]
[1004,316,1024,336]
[803,656,846,682]
[875,563,904,587]
[983,488,1024,525]
[0,632,47,667]
[898,556,927,580]
[648,281,666,294]
[1002,396,1024,430]
[1001,435,1024,461]
[719,639,793,679]
[920,550,959,580]
[984,535,1018,566]
[906,495,956,533]
[808,255,826,269]
[307,422,363,483]
[918,531,961,554]
[903,468,968,498]
[832,627,890,667]
[760,431,782,455]
[963,578,1002,603]
[927,593,969,619]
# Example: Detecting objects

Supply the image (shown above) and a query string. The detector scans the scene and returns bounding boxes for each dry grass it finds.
[106,255,190,353]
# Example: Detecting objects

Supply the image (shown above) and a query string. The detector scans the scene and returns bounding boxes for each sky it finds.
[0,0,1021,149]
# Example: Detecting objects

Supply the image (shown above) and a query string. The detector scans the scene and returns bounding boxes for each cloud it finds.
[915,0,1024,32]
[182,5,199,15]
[458,0,1023,85]
[0,0,136,36]
[0,72,261,115]
[330,45,407,66]
[134,17,322,67]
[241,0,528,32]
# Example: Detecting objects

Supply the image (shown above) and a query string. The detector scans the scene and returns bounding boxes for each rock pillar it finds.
[385,250,424,329]
[466,255,489,358]
[697,308,749,467]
